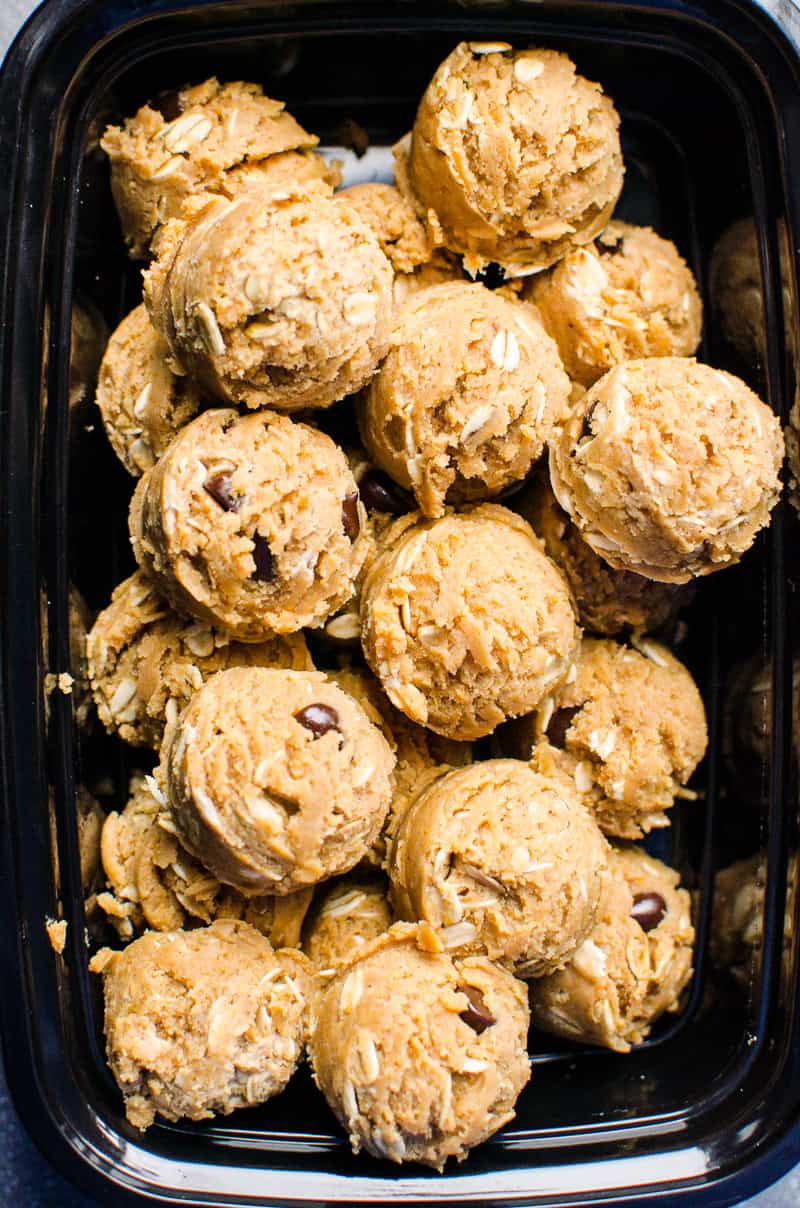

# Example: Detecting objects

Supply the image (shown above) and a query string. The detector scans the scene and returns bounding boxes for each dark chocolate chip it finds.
[342,492,360,540]
[458,985,496,1034]
[358,468,414,516]
[251,534,275,582]
[475,261,506,290]
[204,471,239,512]
[150,89,184,122]
[631,891,667,932]
[337,117,370,158]
[546,706,581,750]
[577,400,599,445]
[294,703,341,739]
[595,234,624,256]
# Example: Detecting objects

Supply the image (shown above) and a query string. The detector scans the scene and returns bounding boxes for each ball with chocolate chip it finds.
[358,281,570,518]
[129,408,370,640]
[389,757,608,976]
[161,667,395,895]
[308,921,530,1169]
[530,845,694,1051]
[144,183,393,411]
[302,874,393,972]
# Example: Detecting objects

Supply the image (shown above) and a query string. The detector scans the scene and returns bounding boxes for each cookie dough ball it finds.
[391,250,465,309]
[390,758,608,975]
[303,875,393,971]
[709,852,792,989]
[144,184,392,411]
[100,77,326,258]
[531,845,694,1051]
[359,282,570,517]
[162,668,395,895]
[709,219,765,366]
[308,922,530,1168]
[96,304,204,475]
[549,358,784,583]
[396,43,623,275]
[526,222,702,387]
[99,920,311,1130]
[336,183,433,273]
[77,785,105,891]
[129,409,370,640]
[361,505,580,739]
[515,474,689,635]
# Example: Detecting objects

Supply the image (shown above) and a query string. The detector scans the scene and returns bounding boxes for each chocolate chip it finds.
[595,234,624,256]
[475,261,506,290]
[578,400,599,445]
[546,706,581,749]
[294,703,341,739]
[204,471,239,512]
[337,117,369,158]
[458,985,496,1034]
[631,892,667,932]
[342,492,360,540]
[251,535,275,582]
[358,469,413,516]
[150,89,184,121]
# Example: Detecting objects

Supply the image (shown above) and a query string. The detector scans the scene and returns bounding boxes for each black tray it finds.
[1,0,800,1203]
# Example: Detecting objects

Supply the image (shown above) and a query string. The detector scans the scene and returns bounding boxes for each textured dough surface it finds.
[549,357,784,582]
[308,922,530,1168]
[336,183,433,273]
[303,875,393,972]
[361,504,580,739]
[359,281,570,516]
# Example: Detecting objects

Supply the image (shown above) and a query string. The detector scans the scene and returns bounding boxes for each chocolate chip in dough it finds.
[631,892,667,932]
[294,703,341,739]
[251,534,276,582]
[358,469,413,516]
[458,985,496,1034]
[342,492,360,540]
[204,471,239,512]
[546,706,581,749]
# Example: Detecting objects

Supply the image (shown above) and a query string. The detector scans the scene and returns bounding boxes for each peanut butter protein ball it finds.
[395,43,623,276]
[302,875,393,972]
[336,182,433,273]
[549,357,784,582]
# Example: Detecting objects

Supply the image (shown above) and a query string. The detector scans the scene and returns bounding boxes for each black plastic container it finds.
[2,0,800,1203]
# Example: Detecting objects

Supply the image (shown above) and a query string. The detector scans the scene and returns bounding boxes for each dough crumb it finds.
[46,918,67,954]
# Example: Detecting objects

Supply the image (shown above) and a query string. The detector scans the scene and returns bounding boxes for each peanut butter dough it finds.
[336,182,433,273]
[303,875,393,972]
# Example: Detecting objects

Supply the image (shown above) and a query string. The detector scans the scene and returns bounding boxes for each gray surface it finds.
[0,0,799,1204]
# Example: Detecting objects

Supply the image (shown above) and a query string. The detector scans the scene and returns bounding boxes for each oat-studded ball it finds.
[336,182,433,273]
[129,409,370,640]
[302,875,393,972]
[391,250,465,309]
[358,282,570,517]
[389,758,608,976]
[549,357,784,582]
[514,473,689,636]
[144,184,393,411]
[710,851,776,988]
[308,922,530,1169]
[361,505,580,740]
[87,571,312,748]
[100,77,331,258]
[97,920,312,1130]
[161,668,395,895]
[95,304,204,475]
[502,638,707,838]
[527,222,702,387]
[530,845,694,1051]
[395,43,623,276]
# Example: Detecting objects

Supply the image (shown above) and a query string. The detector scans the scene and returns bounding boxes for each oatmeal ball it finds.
[390,758,607,975]
[709,218,765,367]
[526,222,702,387]
[129,409,370,640]
[303,875,393,972]
[162,668,395,895]
[391,250,465,309]
[308,922,530,1169]
[76,785,105,891]
[87,571,312,749]
[144,184,393,411]
[708,851,795,990]
[549,358,784,583]
[361,505,580,740]
[100,77,329,258]
[531,845,694,1051]
[395,43,623,275]
[514,473,689,635]
[358,281,570,517]
[336,182,433,273]
[95,304,205,475]
[98,920,312,1130]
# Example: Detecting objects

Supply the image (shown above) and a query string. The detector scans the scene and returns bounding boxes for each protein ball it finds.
[129,409,370,640]
[389,758,607,975]
[336,182,433,273]
[87,571,312,748]
[395,43,623,276]
[530,845,694,1051]
[308,922,530,1169]
[302,875,393,972]
[502,638,707,838]
[549,357,784,583]
[161,667,395,895]
[98,920,312,1130]
[95,303,205,475]
[526,222,702,387]
[143,184,393,411]
[360,505,580,740]
[391,250,465,309]
[358,281,570,517]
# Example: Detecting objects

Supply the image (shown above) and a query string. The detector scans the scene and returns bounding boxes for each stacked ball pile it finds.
[76,44,783,1168]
